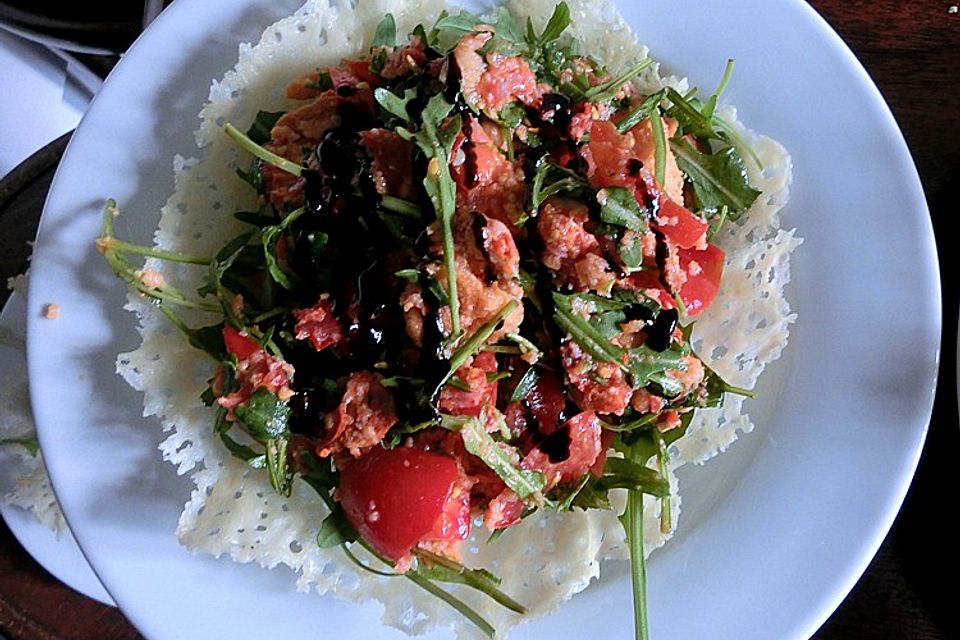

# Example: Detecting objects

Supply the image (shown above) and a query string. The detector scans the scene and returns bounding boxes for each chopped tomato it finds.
[454,33,539,112]
[589,429,616,477]
[580,120,654,207]
[222,326,260,360]
[292,295,344,352]
[438,352,499,418]
[451,119,527,228]
[379,36,429,81]
[521,411,602,488]
[580,120,638,192]
[475,53,540,113]
[451,125,504,189]
[656,197,708,249]
[677,243,725,316]
[335,61,374,87]
[358,129,417,200]
[216,350,295,419]
[317,371,397,458]
[338,446,468,561]
[483,489,525,530]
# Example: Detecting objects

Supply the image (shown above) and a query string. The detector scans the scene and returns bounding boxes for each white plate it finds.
[0,291,113,606]
[26,0,940,639]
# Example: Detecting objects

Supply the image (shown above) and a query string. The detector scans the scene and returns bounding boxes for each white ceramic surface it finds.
[27,1,940,639]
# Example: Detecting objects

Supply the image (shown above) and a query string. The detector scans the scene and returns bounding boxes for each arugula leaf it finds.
[235,161,265,193]
[214,243,278,313]
[618,232,645,272]
[246,110,285,146]
[552,291,625,366]
[259,207,306,290]
[374,87,417,124]
[234,387,292,441]
[498,102,525,129]
[571,289,658,314]
[623,490,649,640]
[265,436,293,497]
[213,404,267,466]
[493,6,524,44]
[317,506,359,548]
[394,268,421,283]
[569,476,612,510]
[538,2,571,44]
[201,232,256,325]
[665,88,719,140]
[233,210,271,228]
[458,418,545,501]
[218,432,266,466]
[414,549,526,614]
[510,366,539,402]
[597,186,649,233]
[433,9,484,36]
[185,322,228,360]
[553,292,687,389]
[433,7,524,49]
[297,448,339,493]
[617,408,693,455]
[547,474,592,512]
[369,48,388,75]
[441,300,518,385]
[600,412,658,433]
[701,59,735,122]
[588,305,626,341]
[649,105,667,186]
[676,360,755,409]
[523,0,571,83]
[530,157,587,211]
[670,138,760,219]
[404,571,497,638]
[626,345,686,390]
[397,94,462,336]
[595,457,669,497]
[225,123,303,176]
[616,89,668,135]
[380,195,422,219]
[647,369,685,398]
[436,300,518,398]
[662,67,761,171]
[583,58,652,103]
[370,13,397,49]
[655,433,672,533]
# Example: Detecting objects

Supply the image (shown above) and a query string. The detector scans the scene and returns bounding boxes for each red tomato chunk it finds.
[338,447,469,561]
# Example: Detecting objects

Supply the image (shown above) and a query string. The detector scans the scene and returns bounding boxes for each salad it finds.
[99,2,778,638]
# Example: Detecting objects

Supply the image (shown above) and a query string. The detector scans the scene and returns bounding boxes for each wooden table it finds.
[2,1,958,638]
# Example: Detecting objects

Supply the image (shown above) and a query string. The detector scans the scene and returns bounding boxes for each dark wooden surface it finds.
[2,1,959,638]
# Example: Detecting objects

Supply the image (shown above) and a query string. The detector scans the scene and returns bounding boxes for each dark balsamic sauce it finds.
[462,139,480,188]
[288,387,327,434]
[644,308,678,352]
[471,213,498,284]
[442,53,462,105]
[538,92,573,131]
[537,425,571,463]
[653,228,670,291]
[624,304,654,323]
[289,98,430,425]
